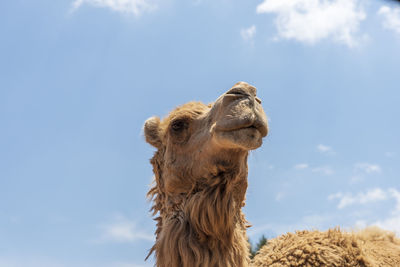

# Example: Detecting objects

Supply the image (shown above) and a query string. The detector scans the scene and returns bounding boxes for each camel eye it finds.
[171,119,187,132]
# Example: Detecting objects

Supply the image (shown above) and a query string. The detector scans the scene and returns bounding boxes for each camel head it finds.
[144,81,268,195]
[144,82,268,267]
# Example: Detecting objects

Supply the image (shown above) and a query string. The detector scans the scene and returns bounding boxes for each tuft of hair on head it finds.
[144,116,162,148]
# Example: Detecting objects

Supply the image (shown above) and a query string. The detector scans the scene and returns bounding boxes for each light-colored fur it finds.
[253,227,400,267]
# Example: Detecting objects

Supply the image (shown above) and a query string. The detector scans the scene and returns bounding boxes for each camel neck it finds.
[148,151,250,267]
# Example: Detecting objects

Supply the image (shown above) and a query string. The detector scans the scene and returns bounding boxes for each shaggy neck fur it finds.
[147,148,251,267]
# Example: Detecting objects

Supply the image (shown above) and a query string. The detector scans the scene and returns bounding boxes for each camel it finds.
[143,82,400,267]
[252,226,400,266]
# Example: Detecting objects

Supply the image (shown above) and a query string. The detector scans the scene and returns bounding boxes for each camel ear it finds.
[144,116,162,148]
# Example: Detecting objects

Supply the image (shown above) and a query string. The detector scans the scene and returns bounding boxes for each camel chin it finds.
[214,126,263,150]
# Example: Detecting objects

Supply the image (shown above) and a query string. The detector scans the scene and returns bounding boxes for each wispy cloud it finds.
[241,25,257,44]
[328,188,400,235]
[378,6,400,35]
[266,164,274,170]
[374,215,400,236]
[95,215,154,243]
[317,144,333,153]
[293,163,333,175]
[312,166,334,175]
[354,163,381,174]
[248,213,333,238]
[256,0,366,47]
[294,163,308,170]
[253,188,400,238]
[389,188,400,214]
[370,189,400,235]
[350,163,381,184]
[275,191,286,201]
[294,163,333,175]
[328,188,389,209]
[71,0,157,16]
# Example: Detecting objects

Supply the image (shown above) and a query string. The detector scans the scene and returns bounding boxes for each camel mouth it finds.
[230,125,266,140]
[227,125,259,134]
[218,123,268,138]
[214,123,265,150]
[247,122,268,137]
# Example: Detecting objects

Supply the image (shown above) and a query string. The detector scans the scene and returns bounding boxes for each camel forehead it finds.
[160,101,210,127]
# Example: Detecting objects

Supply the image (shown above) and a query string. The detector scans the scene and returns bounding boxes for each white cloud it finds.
[329,188,389,209]
[317,144,332,153]
[293,163,332,175]
[96,215,154,243]
[350,163,381,184]
[256,0,366,47]
[248,213,332,238]
[312,165,334,175]
[372,188,400,236]
[389,188,400,214]
[354,163,382,174]
[294,163,308,170]
[252,188,400,238]
[241,25,257,43]
[71,0,157,16]
[374,215,400,236]
[378,6,400,35]
[328,188,400,236]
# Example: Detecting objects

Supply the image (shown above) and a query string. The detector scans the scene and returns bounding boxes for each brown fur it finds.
[252,227,400,267]
[144,82,400,267]
[146,140,250,267]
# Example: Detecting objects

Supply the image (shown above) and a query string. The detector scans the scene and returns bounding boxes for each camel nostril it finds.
[226,87,249,96]
[226,83,257,97]
[225,87,249,97]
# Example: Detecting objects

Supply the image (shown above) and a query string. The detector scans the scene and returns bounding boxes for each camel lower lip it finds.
[218,125,259,133]
[215,121,267,137]
[234,126,259,133]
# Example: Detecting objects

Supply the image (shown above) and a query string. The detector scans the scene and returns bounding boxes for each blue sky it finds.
[1,0,400,266]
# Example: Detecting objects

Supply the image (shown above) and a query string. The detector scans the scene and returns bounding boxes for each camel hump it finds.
[252,227,400,267]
